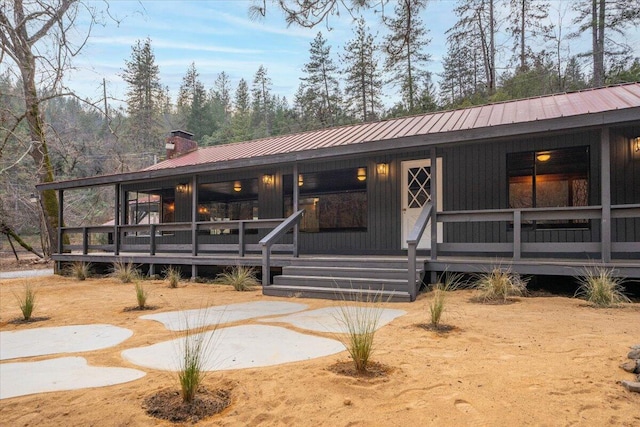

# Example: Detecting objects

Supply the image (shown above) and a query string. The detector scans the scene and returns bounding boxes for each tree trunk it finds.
[488,0,496,94]
[21,54,60,256]
[1,222,44,259]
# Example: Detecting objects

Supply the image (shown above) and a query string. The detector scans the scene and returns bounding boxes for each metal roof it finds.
[38,83,640,191]
[145,83,640,172]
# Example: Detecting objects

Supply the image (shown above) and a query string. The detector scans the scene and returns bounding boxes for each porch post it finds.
[191,175,198,257]
[429,148,438,284]
[57,189,64,255]
[113,184,120,256]
[293,163,300,257]
[601,127,611,262]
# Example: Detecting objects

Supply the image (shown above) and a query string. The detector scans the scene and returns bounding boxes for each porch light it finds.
[298,174,304,187]
[263,174,274,185]
[376,163,389,176]
[29,193,37,203]
[633,136,640,153]
[536,152,551,162]
[357,167,367,181]
[176,183,188,193]
[233,181,242,192]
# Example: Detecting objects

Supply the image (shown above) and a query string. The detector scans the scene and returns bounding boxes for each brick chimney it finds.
[165,130,197,159]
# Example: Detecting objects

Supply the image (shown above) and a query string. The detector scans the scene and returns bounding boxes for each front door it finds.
[401,158,442,249]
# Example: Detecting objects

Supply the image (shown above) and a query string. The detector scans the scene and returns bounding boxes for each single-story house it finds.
[38,83,640,301]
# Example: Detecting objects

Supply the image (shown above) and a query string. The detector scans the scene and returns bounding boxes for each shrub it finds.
[333,292,384,373]
[70,261,91,280]
[14,283,36,321]
[429,272,463,329]
[575,266,630,307]
[215,265,259,291]
[135,281,148,309]
[472,267,527,303]
[164,266,181,288]
[112,260,140,283]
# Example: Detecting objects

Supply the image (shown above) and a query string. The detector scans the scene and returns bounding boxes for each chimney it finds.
[165,130,197,159]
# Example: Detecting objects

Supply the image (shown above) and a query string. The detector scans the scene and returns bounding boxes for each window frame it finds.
[507,146,591,230]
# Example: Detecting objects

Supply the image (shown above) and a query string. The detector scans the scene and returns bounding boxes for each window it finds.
[125,191,166,236]
[198,179,259,234]
[508,146,589,228]
[284,167,368,232]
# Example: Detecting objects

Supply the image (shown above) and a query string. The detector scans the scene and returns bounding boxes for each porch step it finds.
[266,256,426,302]
[263,285,412,302]
[287,257,421,270]
[281,266,422,281]
[273,275,408,292]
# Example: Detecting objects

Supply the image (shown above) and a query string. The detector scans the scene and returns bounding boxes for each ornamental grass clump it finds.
[112,260,140,283]
[70,261,91,281]
[135,281,148,309]
[429,272,464,329]
[215,265,259,291]
[333,292,384,373]
[14,283,36,321]
[574,266,630,307]
[177,310,220,403]
[472,267,528,303]
[164,266,181,289]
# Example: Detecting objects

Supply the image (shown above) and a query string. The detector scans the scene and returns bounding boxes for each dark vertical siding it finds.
[118,126,637,256]
[441,130,601,246]
[611,126,640,245]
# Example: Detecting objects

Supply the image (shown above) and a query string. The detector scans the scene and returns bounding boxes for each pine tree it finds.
[572,0,640,87]
[251,65,272,138]
[507,0,552,71]
[201,72,234,145]
[300,32,341,127]
[342,18,383,122]
[121,38,164,150]
[383,0,432,114]
[448,0,498,96]
[177,62,212,140]
[231,78,252,142]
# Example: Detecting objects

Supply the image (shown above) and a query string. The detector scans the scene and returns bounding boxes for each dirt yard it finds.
[1,273,639,426]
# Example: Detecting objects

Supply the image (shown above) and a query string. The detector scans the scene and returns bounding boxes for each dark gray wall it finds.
[119,126,639,255]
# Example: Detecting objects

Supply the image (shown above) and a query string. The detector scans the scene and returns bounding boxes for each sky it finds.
[63,0,640,109]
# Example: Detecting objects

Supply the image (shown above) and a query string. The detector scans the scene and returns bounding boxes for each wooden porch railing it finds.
[59,216,302,258]
[408,202,640,299]
[436,204,640,258]
[259,210,304,286]
[406,202,433,301]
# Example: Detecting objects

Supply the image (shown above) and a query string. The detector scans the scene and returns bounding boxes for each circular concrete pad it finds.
[122,325,345,371]
[0,324,133,361]
[139,301,308,331]
[258,306,406,333]
[0,357,146,399]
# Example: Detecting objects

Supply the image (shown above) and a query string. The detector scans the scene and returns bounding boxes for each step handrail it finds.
[406,202,433,301]
[260,209,304,285]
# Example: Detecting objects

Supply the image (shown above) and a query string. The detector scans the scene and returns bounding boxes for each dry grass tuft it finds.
[472,267,527,303]
[574,266,630,307]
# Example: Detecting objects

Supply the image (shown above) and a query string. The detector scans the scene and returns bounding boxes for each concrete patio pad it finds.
[0,357,145,399]
[0,324,133,360]
[140,301,308,331]
[122,324,345,371]
[258,306,407,333]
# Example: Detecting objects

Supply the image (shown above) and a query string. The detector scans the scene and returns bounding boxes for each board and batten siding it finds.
[440,130,602,251]
[611,126,640,247]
